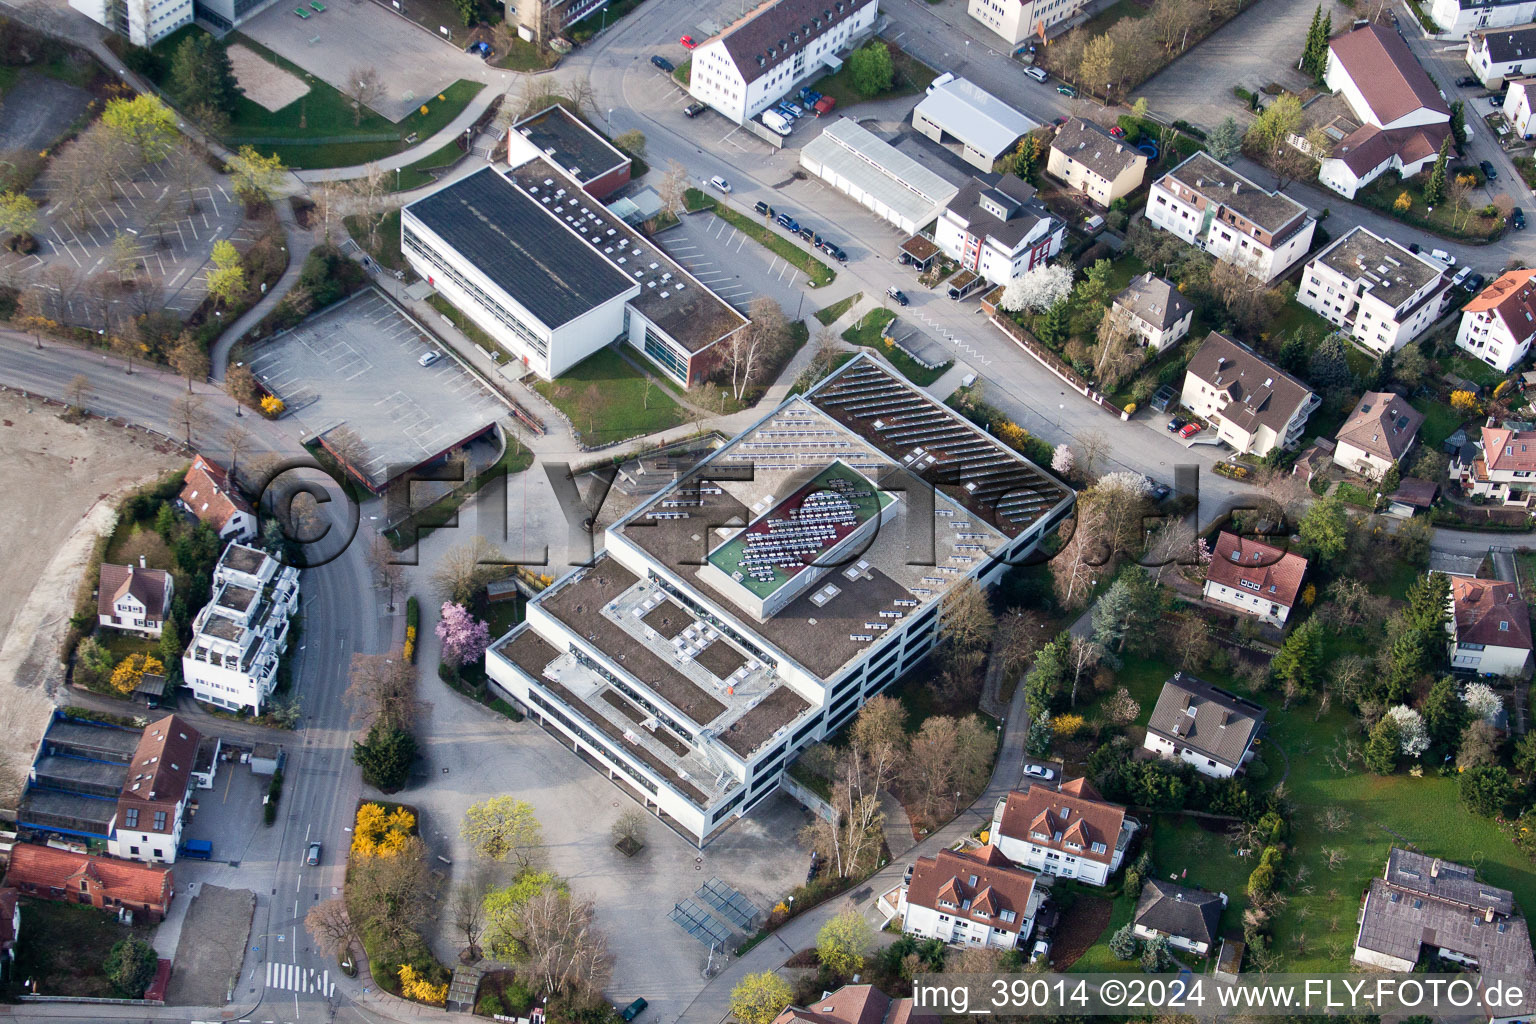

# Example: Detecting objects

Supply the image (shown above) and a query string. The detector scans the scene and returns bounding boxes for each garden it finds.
[808,39,937,110]
[840,308,952,387]
[530,346,689,447]
[4,900,161,999]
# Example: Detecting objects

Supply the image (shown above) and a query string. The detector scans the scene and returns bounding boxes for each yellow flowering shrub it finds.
[398,965,448,1005]
[351,802,416,858]
[260,395,285,417]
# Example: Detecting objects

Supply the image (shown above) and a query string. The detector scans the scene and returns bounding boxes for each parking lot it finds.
[657,209,824,319]
[246,289,508,487]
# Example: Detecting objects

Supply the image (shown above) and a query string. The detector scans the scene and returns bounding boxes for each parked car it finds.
[799,225,816,242]
[1024,66,1049,83]
[903,863,914,885]
[621,999,648,1022]
[1108,125,1125,137]
[818,240,847,261]
[1515,207,1527,229]
[683,101,706,117]
[466,40,492,56]
[1457,75,1480,87]
[418,350,442,367]
[774,102,799,120]
[1052,115,1069,126]
[708,175,731,193]
[650,55,674,72]
[782,99,804,117]
[1031,940,1051,964]
[1166,417,1186,432]
[1057,85,1077,96]
[888,286,909,306]
[775,212,798,231]
[1453,266,1473,287]
[679,34,696,48]
[754,200,771,215]
[1431,248,1457,266]
[762,109,793,136]
[1143,476,1173,501]
[1180,421,1204,438]
[1468,272,1487,292]
[307,841,322,866]
[1481,159,1499,180]
[1024,764,1056,781]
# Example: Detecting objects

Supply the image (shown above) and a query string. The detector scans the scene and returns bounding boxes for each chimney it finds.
[1431,858,1441,878]
[139,555,147,569]
[1232,181,1240,195]
[1487,907,1496,922]
[1220,710,1232,727]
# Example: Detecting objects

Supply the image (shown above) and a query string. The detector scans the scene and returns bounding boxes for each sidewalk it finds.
[294,88,504,183]
[211,198,317,379]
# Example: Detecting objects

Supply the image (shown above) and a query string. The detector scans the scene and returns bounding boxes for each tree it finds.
[613,129,645,156]
[483,870,564,959]
[65,373,92,413]
[462,795,543,867]
[1108,923,1137,960]
[1036,297,1071,347]
[940,579,997,653]
[1078,34,1116,98]
[1051,444,1075,477]
[1365,715,1400,774]
[348,835,433,945]
[1384,704,1430,758]
[101,94,178,164]
[225,363,260,409]
[305,898,358,958]
[361,534,404,613]
[1514,732,1536,778]
[109,653,164,695]
[1457,719,1502,769]
[610,807,647,851]
[226,146,287,207]
[1092,567,1161,655]
[1424,137,1451,206]
[511,886,611,1002]
[817,906,874,978]
[432,536,509,604]
[1026,712,1054,757]
[0,189,38,241]
[1308,332,1355,394]
[344,66,385,126]
[1208,116,1242,163]
[345,651,420,731]
[952,714,995,795]
[1298,493,1349,564]
[1450,389,1483,417]
[1271,619,1324,698]
[103,938,158,997]
[722,295,791,401]
[451,866,494,959]
[1422,677,1468,753]
[1463,681,1503,724]
[1460,764,1515,816]
[169,333,209,392]
[170,392,206,446]
[1449,99,1467,149]
[1066,635,1105,706]
[206,239,246,308]
[1245,94,1303,153]
[169,33,243,116]
[731,972,793,1024]
[437,601,493,668]
[1140,935,1173,973]
[904,716,959,820]
[1001,263,1074,313]
[848,41,894,97]
[352,723,417,791]
[657,160,689,217]
[1301,4,1326,79]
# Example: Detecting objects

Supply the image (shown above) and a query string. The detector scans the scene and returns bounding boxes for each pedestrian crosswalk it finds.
[265,961,334,997]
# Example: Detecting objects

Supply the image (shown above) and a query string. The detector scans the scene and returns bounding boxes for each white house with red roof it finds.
[106,715,202,865]
[1333,391,1424,480]
[1447,575,1533,677]
[178,454,256,544]
[97,559,174,638]
[1455,269,1536,372]
[1202,532,1308,627]
[1454,423,1536,505]
[989,778,1137,886]
[1317,24,1452,199]
[898,845,1042,950]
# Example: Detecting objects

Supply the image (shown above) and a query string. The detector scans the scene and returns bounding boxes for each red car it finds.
[1109,125,1126,138]
[1179,422,1203,438]
[680,34,697,48]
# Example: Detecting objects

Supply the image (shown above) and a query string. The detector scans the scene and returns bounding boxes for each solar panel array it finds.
[697,877,762,930]
[725,408,885,471]
[731,479,870,584]
[669,898,735,948]
[811,363,1062,534]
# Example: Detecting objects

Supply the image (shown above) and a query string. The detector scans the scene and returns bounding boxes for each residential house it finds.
[1448,575,1533,676]
[686,0,878,123]
[1145,152,1316,283]
[934,174,1065,287]
[1455,269,1536,372]
[3,843,174,922]
[1333,391,1425,479]
[1504,76,1536,135]
[898,845,1043,950]
[105,715,201,865]
[1046,118,1148,208]
[1452,423,1536,503]
[1298,226,1452,356]
[1143,672,1267,778]
[0,888,17,964]
[913,77,1038,172]
[96,559,173,638]
[990,778,1137,886]
[1111,272,1193,352]
[967,0,1085,47]
[1133,880,1226,955]
[1202,531,1309,628]
[181,543,300,713]
[1317,24,1452,199]
[1468,24,1536,86]
[1353,848,1536,1022]
[503,0,611,51]
[1179,331,1321,456]
[770,983,939,1024]
[1430,0,1536,38]
[179,454,256,544]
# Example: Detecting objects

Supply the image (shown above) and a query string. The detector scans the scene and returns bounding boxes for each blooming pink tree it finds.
[436,602,491,668]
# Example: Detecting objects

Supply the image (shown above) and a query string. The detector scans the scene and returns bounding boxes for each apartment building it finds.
[1143,673,1267,778]
[934,174,1065,287]
[1504,76,1536,134]
[1111,272,1193,352]
[1430,0,1536,39]
[1453,423,1536,504]
[1201,531,1309,629]
[1146,153,1315,282]
[898,846,1042,950]
[1179,331,1320,457]
[1298,226,1451,356]
[1468,24,1536,86]
[484,353,1074,845]
[68,0,193,45]
[687,0,878,123]
[1046,118,1148,208]
[1454,269,1536,372]
[182,543,299,713]
[989,778,1136,886]
[967,0,1085,47]
[105,716,201,865]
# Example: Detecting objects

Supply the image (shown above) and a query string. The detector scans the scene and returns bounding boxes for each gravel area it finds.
[165,884,255,1007]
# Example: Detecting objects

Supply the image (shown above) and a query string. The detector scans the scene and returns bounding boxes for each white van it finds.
[926,71,956,94]
[762,109,793,136]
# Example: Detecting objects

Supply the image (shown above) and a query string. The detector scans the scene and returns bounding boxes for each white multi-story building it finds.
[484,353,1074,846]
[182,544,299,714]
[1452,423,1536,504]
[1455,269,1536,371]
[990,779,1136,886]
[1468,24,1536,86]
[1111,272,1193,352]
[1143,673,1266,779]
[1505,76,1536,134]
[1180,331,1320,457]
[1317,24,1451,199]
[105,715,201,865]
[897,846,1042,950]
[1145,153,1315,283]
[1202,531,1309,628]
[1431,0,1536,38]
[967,0,1084,46]
[1046,118,1148,209]
[687,0,878,124]
[404,162,746,386]
[1299,227,1452,356]
[934,174,1065,287]
[1447,574,1534,676]
[68,0,192,45]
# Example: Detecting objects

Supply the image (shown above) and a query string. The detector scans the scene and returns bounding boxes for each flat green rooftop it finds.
[707,462,892,600]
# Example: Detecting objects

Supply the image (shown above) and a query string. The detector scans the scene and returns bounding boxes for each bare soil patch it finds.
[226,43,309,113]
[1052,894,1113,970]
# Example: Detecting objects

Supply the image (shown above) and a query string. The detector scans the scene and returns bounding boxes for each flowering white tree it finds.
[1385,704,1430,758]
[1098,470,1153,498]
[1000,263,1074,313]
[1051,444,1075,477]
[1462,682,1503,724]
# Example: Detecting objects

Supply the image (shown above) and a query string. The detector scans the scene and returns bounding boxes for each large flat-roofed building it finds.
[506,104,632,200]
[800,118,961,235]
[404,162,747,384]
[1299,226,1451,356]
[485,353,1074,845]
[912,78,1039,172]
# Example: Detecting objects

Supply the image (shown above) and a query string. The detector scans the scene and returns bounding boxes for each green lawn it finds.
[97,629,162,664]
[390,140,466,191]
[1065,889,1139,973]
[483,595,524,636]
[1335,480,1379,510]
[493,37,560,72]
[1149,816,1253,941]
[683,187,716,212]
[344,208,403,269]
[808,40,937,110]
[1412,395,1464,451]
[6,900,157,999]
[1357,173,1506,242]
[842,308,896,347]
[531,346,688,445]
[1445,352,1509,388]
[815,293,860,325]
[713,205,835,287]
[858,344,952,388]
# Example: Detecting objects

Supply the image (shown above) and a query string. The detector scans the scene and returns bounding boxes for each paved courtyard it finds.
[240,0,479,121]
[246,289,508,487]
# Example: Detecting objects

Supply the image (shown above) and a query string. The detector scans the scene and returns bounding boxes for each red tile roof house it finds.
[1333,391,1424,481]
[1453,423,1536,505]
[1455,270,1536,373]
[1317,24,1452,199]
[897,845,1043,951]
[1202,532,1309,628]
[3,843,174,922]
[96,559,174,638]
[178,454,256,544]
[989,778,1138,887]
[770,984,938,1024]
[106,715,202,865]
[1447,576,1533,678]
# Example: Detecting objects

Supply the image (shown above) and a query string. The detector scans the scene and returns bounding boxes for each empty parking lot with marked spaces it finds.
[247,289,507,487]
[657,212,813,316]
